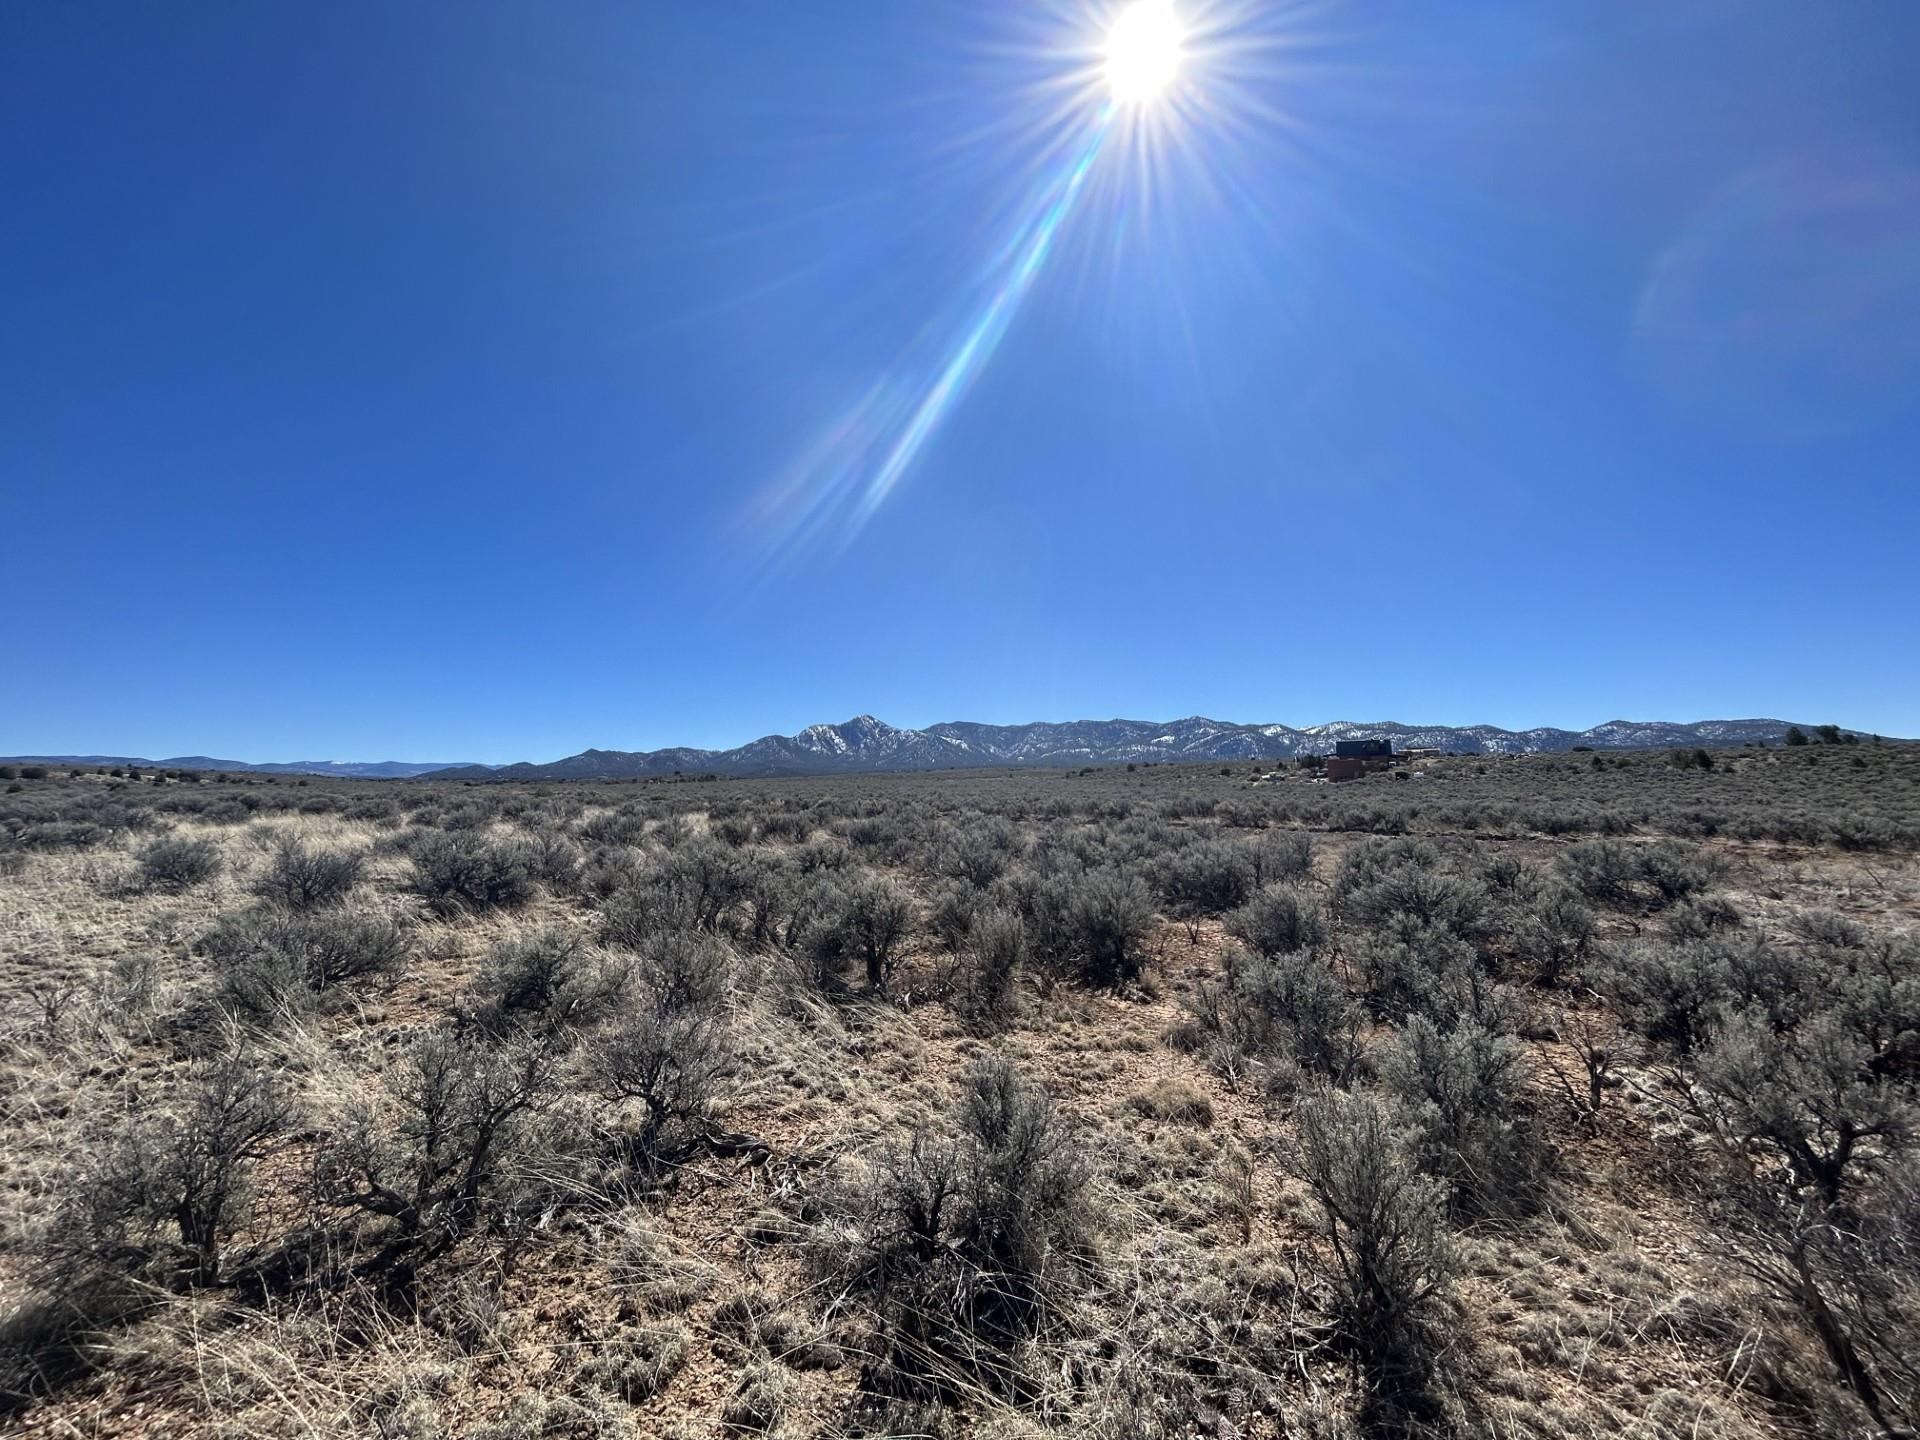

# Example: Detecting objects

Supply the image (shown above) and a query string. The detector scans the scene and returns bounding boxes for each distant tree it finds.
[1816,724,1845,746]
[1785,727,1810,747]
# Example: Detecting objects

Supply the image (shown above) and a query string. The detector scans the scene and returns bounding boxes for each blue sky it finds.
[5,0,1918,762]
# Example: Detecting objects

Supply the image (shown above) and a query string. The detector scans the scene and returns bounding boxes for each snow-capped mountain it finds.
[426,715,1844,780]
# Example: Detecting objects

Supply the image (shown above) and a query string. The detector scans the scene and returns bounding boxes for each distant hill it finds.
[6,716,1869,784]
[0,756,468,779]
[428,714,1845,781]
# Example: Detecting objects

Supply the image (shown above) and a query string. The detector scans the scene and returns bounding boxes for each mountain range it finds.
[429,714,1830,780]
[3,716,1853,782]
[0,756,464,779]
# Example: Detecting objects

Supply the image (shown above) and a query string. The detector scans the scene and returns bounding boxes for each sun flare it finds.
[1105,0,1186,104]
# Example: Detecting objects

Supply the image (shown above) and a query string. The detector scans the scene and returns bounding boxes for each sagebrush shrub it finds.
[522,827,584,891]
[50,1050,290,1288]
[1381,1015,1544,1218]
[1558,838,1722,913]
[796,872,913,991]
[1065,868,1155,987]
[318,1028,560,1275]
[835,1058,1088,1400]
[471,926,627,1035]
[1349,915,1480,1023]
[1504,881,1596,984]
[1225,883,1328,958]
[590,930,731,1166]
[199,908,409,1016]
[406,830,537,915]
[939,822,1016,889]
[1663,893,1743,941]
[926,879,981,953]
[252,840,364,911]
[138,835,223,892]
[1295,1087,1454,1404]
[1153,839,1254,921]
[959,906,1025,1028]
[1239,945,1364,1084]
[1340,863,1491,945]
[757,810,812,844]
[1246,828,1314,886]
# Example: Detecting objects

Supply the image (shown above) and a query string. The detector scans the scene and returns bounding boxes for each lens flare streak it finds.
[757,111,1113,559]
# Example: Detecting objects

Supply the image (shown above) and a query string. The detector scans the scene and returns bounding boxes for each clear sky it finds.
[5,1,1918,762]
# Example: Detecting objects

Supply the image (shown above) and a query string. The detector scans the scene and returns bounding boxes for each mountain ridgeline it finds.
[6,717,1854,782]
[430,714,1826,781]
[0,757,466,780]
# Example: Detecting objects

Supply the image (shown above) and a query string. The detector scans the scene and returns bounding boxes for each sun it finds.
[1105,0,1186,105]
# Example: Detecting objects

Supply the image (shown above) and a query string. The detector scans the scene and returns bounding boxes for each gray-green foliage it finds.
[405,830,537,915]
[1504,880,1597,984]
[1557,838,1724,912]
[472,926,628,1036]
[1696,1007,1913,1207]
[836,1058,1088,1401]
[252,840,364,911]
[795,871,913,991]
[960,906,1026,1028]
[1295,1087,1454,1396]
[137,835,223,892]
[1685,921,1920,1206]
[52,1050,290,1288]
[1245,828,1314,887]
[1182,943,1361,1089]
[1381,1015,1543,1218]
[1153,838,1254,921]
[1224,883,1328,959]
[1064,867,1156,987]
[318,1028,560,1275]
[590,929,732,1165]
[199,907,409,1017]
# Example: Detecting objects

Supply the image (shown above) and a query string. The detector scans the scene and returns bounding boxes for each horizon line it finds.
[1,710,1872,771]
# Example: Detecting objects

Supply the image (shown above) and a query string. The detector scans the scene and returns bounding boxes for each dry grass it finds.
[1,757,1916,1437]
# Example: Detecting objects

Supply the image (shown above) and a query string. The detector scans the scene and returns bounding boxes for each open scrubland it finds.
[2,743,1917,1438]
